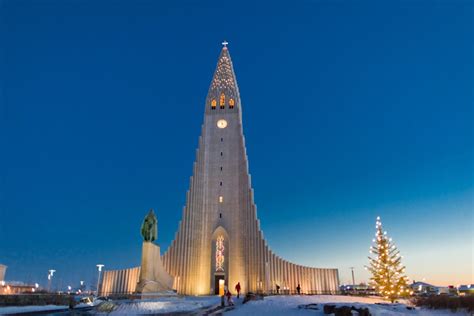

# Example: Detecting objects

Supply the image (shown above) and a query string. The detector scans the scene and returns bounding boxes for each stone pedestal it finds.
[136,242,173,293]
[0,264,6,282]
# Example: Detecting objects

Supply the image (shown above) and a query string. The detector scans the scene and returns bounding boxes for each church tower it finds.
[162,43,339,295]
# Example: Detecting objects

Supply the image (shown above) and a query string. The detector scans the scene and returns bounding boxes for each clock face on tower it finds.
[217,119,228,129]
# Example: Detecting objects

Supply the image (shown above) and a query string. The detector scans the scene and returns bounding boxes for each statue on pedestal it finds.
[136,209,174,295]
[141,209,158,242]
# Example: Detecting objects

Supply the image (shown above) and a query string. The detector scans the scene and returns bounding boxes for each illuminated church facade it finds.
[160,44,339,295]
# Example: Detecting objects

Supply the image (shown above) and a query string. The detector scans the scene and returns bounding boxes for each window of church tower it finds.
[220,93,225,109]
[229,98,235,109]
[216,235,225,272]
[219,196,223,203]
[211,99,216,109]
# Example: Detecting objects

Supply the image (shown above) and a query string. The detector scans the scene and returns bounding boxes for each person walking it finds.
[235,282,241,299]
[276,284,280,294]
[226,290,234,306]
[296,283,301,295]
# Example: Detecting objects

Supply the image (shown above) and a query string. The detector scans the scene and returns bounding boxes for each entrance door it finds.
[214,275,225,295]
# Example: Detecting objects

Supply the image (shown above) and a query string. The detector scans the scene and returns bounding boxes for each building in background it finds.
[1,281,39,295]
[457,285,474,296]
[410,281,439,295]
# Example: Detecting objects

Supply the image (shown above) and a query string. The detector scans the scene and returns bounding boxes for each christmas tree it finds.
[366,216,413,302]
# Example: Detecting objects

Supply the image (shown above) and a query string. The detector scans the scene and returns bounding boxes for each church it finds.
[100,43,339,296]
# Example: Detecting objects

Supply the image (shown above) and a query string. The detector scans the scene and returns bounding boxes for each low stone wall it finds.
[0,294,74,307]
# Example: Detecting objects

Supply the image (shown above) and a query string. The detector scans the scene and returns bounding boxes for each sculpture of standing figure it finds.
[141,209,158,242]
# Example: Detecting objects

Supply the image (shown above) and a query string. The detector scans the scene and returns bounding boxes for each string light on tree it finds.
[365,216,413,302]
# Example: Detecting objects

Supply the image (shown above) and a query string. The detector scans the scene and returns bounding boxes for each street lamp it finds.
[48,269,56,292]
[96,264,104,296]
[349,267,356,286]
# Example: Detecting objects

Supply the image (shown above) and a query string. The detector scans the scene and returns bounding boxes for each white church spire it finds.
[206,43,240,113]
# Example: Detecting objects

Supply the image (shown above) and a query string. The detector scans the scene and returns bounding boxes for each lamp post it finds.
[96,264,104,296]
[48,270,56,292]
[349,267,355,286]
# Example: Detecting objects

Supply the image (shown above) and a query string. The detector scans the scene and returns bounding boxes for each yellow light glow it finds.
[220,93,225,107]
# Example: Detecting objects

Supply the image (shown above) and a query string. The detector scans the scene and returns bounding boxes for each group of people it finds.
[275,283,301,295]
[222,282,241,306]
[222,281,303,306]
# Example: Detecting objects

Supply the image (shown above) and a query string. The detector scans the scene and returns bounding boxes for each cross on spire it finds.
[222,40,229,47]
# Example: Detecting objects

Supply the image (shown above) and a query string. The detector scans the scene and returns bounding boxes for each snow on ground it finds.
[0,296,468,315]
[0,304,67,315]
[105,295,220,314]
[225,295,471,316]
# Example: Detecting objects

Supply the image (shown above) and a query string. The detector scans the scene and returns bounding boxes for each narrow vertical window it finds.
[220,181,222,186]
[229,98,235,109]
[216,236,225,272]
[220,93,225,109]
[211,99,217,109]
[219,196,223,203]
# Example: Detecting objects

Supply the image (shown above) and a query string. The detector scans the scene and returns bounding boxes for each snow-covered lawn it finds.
[0,304,67,315]
[103,295,220,314]
[2,295,466,315]
[226,295,471,316]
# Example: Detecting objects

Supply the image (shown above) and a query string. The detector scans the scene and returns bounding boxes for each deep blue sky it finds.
[1,0,472,289]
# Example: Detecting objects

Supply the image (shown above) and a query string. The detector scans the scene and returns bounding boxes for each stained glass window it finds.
[216,235,225,272]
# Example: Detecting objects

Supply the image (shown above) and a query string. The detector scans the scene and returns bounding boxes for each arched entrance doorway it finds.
[211,226,229,295]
